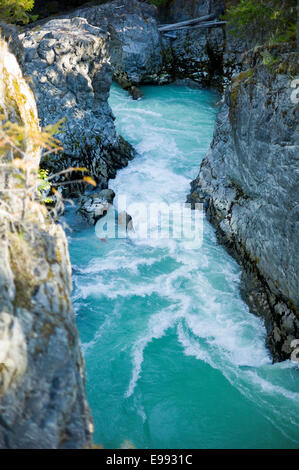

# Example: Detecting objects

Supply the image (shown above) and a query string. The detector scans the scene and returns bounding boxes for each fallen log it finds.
[170,20,227,32]
[158,14,215,32]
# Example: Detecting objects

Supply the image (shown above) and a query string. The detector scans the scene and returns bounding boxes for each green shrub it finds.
[223,0,297,44]
[0,0,35,24]
[261,51,280,68]
[37,169,53,204]
[151,0,171,7]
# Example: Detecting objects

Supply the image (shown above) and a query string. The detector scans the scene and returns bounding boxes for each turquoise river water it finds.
[67,83,299,449]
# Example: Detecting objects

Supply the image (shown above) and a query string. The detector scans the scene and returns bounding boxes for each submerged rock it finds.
[78,189,115,225]
[130,86,143,101]
[190,45,299,361]
[78,190,134,235]
[113,69,143,99]
[118,211,134,232]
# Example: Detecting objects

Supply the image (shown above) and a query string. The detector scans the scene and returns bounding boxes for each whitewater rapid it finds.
[67,83,299,449]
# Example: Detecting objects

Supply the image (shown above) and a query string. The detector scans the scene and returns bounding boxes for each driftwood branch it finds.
[171,21,227,31]
[158,15,226,33]
[159,14,215,31]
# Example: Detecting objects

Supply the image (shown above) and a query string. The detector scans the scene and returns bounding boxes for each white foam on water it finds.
[71,83,299,446]
[76,261,188,301]
[177,320,299,444]
[77,275,158,300]
[111,158,189,207]
[125,307,187,399]
[115,108,162,118]
[75,253,160,275]
[185,309,270,368]
[246,369,299,401]
[81,302,122,354]
[177,322,218,369]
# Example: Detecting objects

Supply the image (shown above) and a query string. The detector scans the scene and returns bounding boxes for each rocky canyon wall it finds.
[189,44,299,361]
[0,36,93,448]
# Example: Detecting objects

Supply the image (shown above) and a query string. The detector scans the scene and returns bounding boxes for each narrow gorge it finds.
[0,0,298,450]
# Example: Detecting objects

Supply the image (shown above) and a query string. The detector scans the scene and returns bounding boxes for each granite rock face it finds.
[23,0,229,100]
[189,46,299,361]
[156,0,252,88]
[162,25,224,88]
[67,0,165,87]
[0,38,93,448]
[158,0,226,88]
[66,0,227,89]
[158,0,225,22]
[20,16,135,193]
[0,225,93,448]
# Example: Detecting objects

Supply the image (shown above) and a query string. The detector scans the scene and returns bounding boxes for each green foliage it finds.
[0,115,64,156]
[0,114,64,216]
[223,0,297,44]
[37,169,53,204]
[28,12,38,22]
[274,22,297,44]
[261,51,280,68]
[0,0,35,24]
[151,0,171,7]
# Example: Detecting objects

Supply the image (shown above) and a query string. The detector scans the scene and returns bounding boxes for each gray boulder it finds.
[78,189,115,225]
[67,0,165,86]
[78,190,134,234]
[118,210,134,232]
